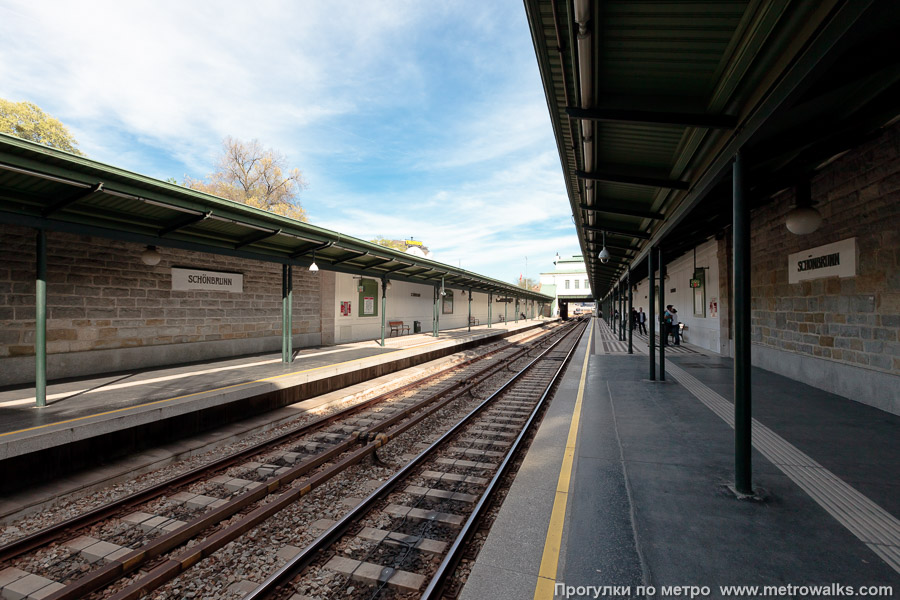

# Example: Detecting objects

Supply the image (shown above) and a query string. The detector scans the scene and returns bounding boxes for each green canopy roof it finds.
[0,133,551,303]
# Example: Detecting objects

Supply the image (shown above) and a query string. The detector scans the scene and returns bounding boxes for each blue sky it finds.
[0,0,580,282]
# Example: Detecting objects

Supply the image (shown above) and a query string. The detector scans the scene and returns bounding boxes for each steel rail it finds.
[0,325,555,563]
[421,319,587,598]
[243,320,586,600]
[34,323,570,600]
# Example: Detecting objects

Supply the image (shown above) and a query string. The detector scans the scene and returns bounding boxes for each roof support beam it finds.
[576,169,689,190]
[289,240,333,259]
[42,183,103,217]
[329,251,366,266]
[362,257,392,268]
[159,211,212,237]
[582,223,650,239]
[566,106,737,129]
[580,203,664,220]
[385,262,413,274]
[235,228,282,249]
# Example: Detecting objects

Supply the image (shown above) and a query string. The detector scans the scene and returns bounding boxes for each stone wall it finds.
[749,123,900,379]
[0,226,323,384]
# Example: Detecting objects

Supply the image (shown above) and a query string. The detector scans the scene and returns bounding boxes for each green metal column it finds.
[467,290,472,332]
[649,249,656,380]
[380,278,388,347]
[620,281,625,341]
[734,151,753,494]
[281,264,289,363]
[35,229,47,407]
[488,293,492,327]
[504,296,508,326]
[515,298,519,323]
[286,265,293,362]
[627,269,633,354]
[612,289,616,334]
[433,284,440,337]
[658,246,666,381]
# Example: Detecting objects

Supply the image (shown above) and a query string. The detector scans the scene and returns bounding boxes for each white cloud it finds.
[0,0,579,282]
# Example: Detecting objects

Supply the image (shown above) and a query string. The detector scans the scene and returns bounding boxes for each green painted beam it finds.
[566,106,737,129]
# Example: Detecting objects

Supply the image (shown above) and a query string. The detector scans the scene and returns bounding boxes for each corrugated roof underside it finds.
[599,1,748,97]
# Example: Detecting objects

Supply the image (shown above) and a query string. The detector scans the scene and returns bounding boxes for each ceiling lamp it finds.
[309,251,319,272]
[598,231,610,264]
[786,180,821,235]
[141,245,161,266]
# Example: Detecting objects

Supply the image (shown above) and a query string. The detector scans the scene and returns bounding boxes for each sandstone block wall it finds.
[0,227,323,383]
[749,123,900,377]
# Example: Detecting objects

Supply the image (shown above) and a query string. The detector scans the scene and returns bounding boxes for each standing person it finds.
[630,308,638,332]
[663,305,673,346]
[637,307,647,335]
[671,307,680,345]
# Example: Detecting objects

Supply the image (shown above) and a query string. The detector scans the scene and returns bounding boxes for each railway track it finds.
[0,320,582,600]
[244,318,587,600]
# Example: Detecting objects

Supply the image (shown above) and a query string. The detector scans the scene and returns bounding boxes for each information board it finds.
[358,278,379,317]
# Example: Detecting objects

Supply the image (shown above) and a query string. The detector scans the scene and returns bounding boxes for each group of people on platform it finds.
[608,304,681,345]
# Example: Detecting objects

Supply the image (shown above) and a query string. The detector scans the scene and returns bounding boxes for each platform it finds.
[0,318,551,496]
[462,318,900,599]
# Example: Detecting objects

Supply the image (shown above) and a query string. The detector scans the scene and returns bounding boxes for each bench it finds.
[468,316,480,325]
[389,321,410,336]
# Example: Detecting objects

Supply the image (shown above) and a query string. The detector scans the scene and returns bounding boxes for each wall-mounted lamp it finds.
[309,251,319,272]
[141,245,161,266]
[785,180,821,235]
[385,280,392,290]
[598,231,610,264]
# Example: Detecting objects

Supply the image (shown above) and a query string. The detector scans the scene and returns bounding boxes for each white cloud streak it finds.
[0,0,578,281]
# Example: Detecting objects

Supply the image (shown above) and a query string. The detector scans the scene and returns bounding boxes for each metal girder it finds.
[576,169,689,190]
[289,240,334,259]
[234,228,282,249]
[42,183,103,217]
[566,106,737,129]
[329,251,366,266]
[361,257,393,268]
[579,203,664,220]
[584,236,640,252]
[159,211,212,237]
[407,267,439,278]
[384,262,414,273]
[582,223,651,240]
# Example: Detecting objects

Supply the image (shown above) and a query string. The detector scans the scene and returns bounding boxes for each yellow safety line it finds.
[1,337,449,438]
[534,324,592,599]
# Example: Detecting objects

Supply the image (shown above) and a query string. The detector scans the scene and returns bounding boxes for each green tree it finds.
[0,98,84,155]
[184,137,308,222]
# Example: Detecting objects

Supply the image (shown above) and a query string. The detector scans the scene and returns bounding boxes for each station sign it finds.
[172,267,243,292]
[788,237,857,284]
[405,240,423,246]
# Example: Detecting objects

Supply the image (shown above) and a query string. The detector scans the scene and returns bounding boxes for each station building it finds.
[0,133,551,391]
[538,254,593,317]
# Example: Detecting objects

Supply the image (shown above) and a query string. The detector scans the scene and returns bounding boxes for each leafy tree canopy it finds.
[184,137,308,222]
[370,236,408,251]
[0,98,84,156]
